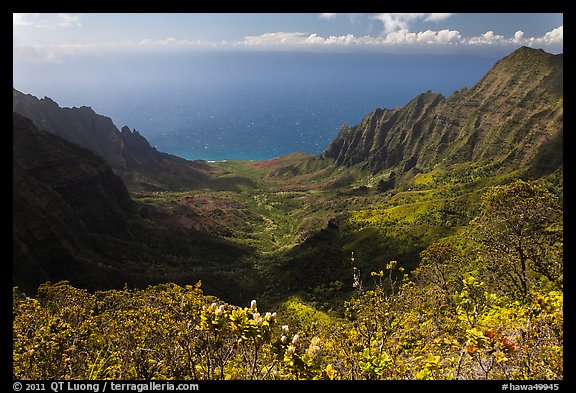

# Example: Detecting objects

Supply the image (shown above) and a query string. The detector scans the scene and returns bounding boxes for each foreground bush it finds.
[13,281,333,380]
[13,274,561,380]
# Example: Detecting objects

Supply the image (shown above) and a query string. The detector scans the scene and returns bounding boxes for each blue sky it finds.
[13,13,563,63]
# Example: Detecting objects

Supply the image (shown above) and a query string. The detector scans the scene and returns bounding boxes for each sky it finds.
[13,13,563,63]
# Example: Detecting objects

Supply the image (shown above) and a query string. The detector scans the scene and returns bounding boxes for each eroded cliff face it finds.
[324,47,563,177]
[13,89,209,191]
[13,113,133,232]
[13,112,250,297]
[12,91,127,169]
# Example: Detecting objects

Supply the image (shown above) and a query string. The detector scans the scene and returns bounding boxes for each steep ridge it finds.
[13,112,253,298]
[13,112,134,291]
[13,113,133,234]
[13,88,209,191]
[324,47,563,177]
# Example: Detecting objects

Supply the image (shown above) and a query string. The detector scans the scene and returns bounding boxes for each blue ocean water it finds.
[13,50,506,161]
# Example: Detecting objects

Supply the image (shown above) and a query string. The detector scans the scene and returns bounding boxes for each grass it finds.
[126,152,535,309]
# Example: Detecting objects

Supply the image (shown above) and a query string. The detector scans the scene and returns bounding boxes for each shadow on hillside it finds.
[202,176,257,192]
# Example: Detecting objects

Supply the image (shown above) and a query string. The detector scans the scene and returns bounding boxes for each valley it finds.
[127,147,561,311]
[12,46,563,380]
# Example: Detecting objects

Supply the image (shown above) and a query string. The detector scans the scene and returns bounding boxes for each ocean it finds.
[13,50,507,161]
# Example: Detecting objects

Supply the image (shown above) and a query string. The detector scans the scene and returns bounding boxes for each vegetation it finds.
[13,179,563,380]
[13,47,563,381]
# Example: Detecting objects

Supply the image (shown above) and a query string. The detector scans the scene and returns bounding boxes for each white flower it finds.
[253,312,263,325]
[305,337,321,357]
[307,344,321,357]
[282,325,289,334]
[250,300,257,310]
[287,344,296,355]
[281,335,288,344]
[215,305,224,316]
[292,334,299,345]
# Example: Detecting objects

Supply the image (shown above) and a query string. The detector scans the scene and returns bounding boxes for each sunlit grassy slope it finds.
[130,151,559,310]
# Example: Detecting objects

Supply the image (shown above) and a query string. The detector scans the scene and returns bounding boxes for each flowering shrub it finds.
[12,181,562,380]
[13,282,334,380]
[13,271,562,380]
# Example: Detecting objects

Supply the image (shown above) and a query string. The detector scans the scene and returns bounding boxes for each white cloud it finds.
[373,13,420,33]
[464,26,562,48]
[13,45,61,63]
[534,26,563,44]
[55,13,82,28]
[383,28,460,44]
[237,26,561,49]
[319,13,337,20]
[13,24,564,64]
[237,29,461,48]
[467,31,506,45]
[240,32,364,47]
[381,30,408,44]
[322,34,359,45]
[421,29,460,44]
[424,13,454,22]
[302,33,324,45]
[13,13,36,26]
[372,13,454,33]
[13,13,81,29]
[241,32,310,46]
[138,37,209,46]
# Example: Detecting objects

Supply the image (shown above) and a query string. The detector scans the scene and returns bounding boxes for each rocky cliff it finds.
[324,47,563,178]
[13,112,249,296]
[13,89,209,191]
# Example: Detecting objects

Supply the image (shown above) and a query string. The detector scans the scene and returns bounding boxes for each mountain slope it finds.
[323,47,563,178]
[13,88,209,191]
[13,112,255,299]
[12,46,563,306]
[13,112,134,291]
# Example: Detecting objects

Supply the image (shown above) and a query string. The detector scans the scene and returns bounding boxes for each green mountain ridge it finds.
[13,112,134,290]
[12,46,563,308]
[13,88,210,191]
[323,47,563,178]
[13,112,256,297]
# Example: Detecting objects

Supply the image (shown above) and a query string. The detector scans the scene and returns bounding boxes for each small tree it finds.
[414,242,468,297]
[470,180,562,299]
